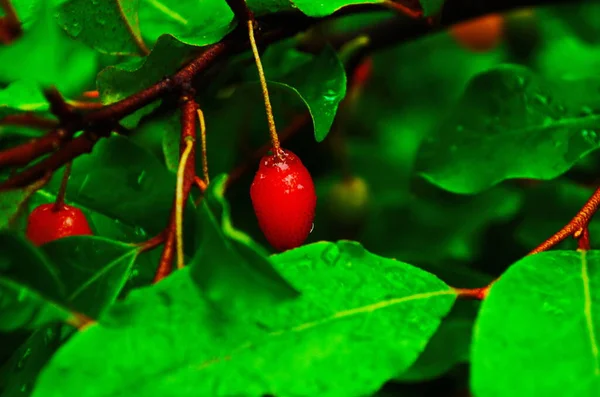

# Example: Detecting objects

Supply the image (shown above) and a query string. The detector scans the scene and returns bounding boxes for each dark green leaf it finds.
[472,250,600,396]
[138,0,234,46]
[263,44,347,142]
[0,189,32,230]
[0,81,49,118]
[286,0,381,17]
[97,34,197,128]
[0,231,72,331]
[58,0,148,56]
[190,174,297,313]
[32,241,455,397]
[419,0,444,17]
[64,136,178,236]
[415,65,600,194]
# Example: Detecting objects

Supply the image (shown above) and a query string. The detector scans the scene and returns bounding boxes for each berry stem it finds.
[53,162,72,211]
[176,137,195,270]
[381,0,423,19]
[197,109,209,184]
[247,19,281,155]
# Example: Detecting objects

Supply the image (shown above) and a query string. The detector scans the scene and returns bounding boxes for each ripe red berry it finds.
[26,203,92,246]
[250,149,316,252]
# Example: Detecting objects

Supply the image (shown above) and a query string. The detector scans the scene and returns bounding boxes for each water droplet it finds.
[44,327,55,345]
[450,145,458,152]
[134,226,147,238]
[137,171,146,186]
[129,269,139,279]
[17,348,31,369]
[455,125,464,132]
[69,22,82,36]
[97,17,106,26]
[20,384,27,393]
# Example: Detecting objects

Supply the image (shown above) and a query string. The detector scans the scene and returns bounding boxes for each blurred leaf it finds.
[97,34,197,128]
[397,301,477,381]
[0,231,73,331]
[0,0,97,97]
[416,65,600,194]
[419,0,444,16]
[58,0,148,56]
[472,250,600,396]
[32,242,455,397]
[0,81,48,118]
[263,44,347,142]
[138,0,234,46]
[284,0,381,17]
[516,180,598,251]
[190,175,297,314]
[0,189,32,229]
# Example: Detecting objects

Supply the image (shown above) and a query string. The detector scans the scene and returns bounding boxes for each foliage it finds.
[1,1,600,396]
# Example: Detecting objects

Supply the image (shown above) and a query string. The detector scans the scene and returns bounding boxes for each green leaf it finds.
[32,242,455,397]
[262,44,347,142]
[190,174,297,313]
[97,34,197,128]
[0,231,73,331]
[63,136,179,236]
[0,189,33,230]
[419,0,444,17]
[289,0,382,17]
[0,0,97,97]
[0,81,49,118]
[471,250,600,396]
[57,0,148,56]
[415,64,600,194]
[138,0,234,46]
[41,236,138,318]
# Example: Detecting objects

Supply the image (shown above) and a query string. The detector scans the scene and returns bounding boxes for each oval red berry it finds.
[250,149,316,252]
[26,203,93,246]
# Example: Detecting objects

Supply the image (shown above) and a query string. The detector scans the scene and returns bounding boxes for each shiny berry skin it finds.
[250,149,316,252]
[25,203,92,246]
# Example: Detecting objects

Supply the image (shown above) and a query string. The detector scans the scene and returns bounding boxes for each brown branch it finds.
[577,226,591,251]
[43,87,75,121]
[153,96,198,283]
[529,185,600,255]
[455,286,489,300]
[0,113,58,129]
[0,0,21,43]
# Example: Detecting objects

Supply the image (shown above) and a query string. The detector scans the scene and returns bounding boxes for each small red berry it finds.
[25,203,92,246]
[250,149,316,252]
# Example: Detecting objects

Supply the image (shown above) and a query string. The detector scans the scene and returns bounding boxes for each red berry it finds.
[352,57,373,87]
[25,203,92,246]
[250,149,316,252]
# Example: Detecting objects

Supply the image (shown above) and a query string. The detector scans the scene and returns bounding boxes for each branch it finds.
[0,113,58,129]
[0,0,21,43]
[529,185,600,254]
[153,95,198,283]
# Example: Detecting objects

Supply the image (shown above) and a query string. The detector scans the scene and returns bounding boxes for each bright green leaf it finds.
[138,0,234,46]
[291,0,382,17]
[0,0,97,97]
[32,242,455,397]
[0,81,49,118]
[416,65,600,194]
[58,0,148,56]
[472,250,600,396]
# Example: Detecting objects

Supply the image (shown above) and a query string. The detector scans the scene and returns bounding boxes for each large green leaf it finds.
[32,242,455,397]
[472,250,600,396]
[246,0,383,17]
[415,65,600,194]
[57,0,148,56]
[262,44,347,142]
[138,0,234,47]
[0,81,49,118]
[190,174,297,314]
[0,0,97,97]
[97,34,198,128]
[0,231,73,331]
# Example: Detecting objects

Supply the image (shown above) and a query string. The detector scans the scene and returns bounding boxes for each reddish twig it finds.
[153,96,198,283]
[577,227,591,251]
[136,232,166,253]
[0,113,58,129]
[529,185,600,255]
[0,0,21,43]
[455,286,489,300]
[44,87,75,121]
[382,0,423,19]
[53,161,72,210]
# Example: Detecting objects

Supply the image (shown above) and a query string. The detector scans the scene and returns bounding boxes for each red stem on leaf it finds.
[577,227,591,251]
[153,96,198,283]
